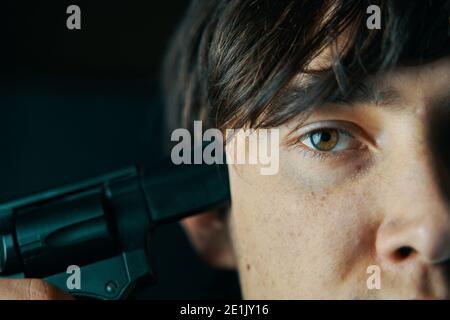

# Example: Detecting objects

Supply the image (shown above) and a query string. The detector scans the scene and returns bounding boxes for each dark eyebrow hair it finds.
[330,81,406,109]
[278,76,407,121]
[334,81,450,112]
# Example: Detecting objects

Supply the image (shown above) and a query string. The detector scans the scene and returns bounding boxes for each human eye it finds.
[292,121,370,159]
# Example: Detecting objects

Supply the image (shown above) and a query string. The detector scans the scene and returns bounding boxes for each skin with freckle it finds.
[169,0,450,300]
[226,58,450,299]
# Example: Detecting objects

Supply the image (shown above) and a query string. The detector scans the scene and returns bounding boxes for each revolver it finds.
[0,160,230,299]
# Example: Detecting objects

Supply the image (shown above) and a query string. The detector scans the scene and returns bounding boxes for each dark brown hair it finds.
[163,0,449,133]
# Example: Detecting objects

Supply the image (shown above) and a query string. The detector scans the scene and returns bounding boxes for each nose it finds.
[376,162,450,266]
[377,217,450,265]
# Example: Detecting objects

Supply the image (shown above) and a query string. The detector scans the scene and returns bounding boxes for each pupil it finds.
[321,131,331,142]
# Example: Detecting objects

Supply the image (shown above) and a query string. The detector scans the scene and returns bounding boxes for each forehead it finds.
[355,57,450,119]
[381,57,450,104]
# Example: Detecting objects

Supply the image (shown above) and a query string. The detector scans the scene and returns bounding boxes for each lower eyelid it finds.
[296,148,362,160]
[295,149,371,170]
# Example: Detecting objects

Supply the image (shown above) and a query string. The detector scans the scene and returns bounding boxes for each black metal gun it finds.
[0,160,230,299]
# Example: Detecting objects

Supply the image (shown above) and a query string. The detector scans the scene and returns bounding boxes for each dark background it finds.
[2,1,241,299]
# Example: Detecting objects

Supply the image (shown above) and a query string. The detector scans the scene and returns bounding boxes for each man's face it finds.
[226,57,450,299]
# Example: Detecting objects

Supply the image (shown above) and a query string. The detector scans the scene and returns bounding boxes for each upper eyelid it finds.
[300,128,353,142]
[296,120,361,136]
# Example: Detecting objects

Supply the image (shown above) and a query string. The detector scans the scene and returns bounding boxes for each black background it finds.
[2,1,241,299]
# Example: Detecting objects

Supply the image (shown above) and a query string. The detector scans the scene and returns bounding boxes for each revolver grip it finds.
[45,248,154,300]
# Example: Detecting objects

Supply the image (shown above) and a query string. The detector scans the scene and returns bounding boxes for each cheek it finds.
[228,161,379,298]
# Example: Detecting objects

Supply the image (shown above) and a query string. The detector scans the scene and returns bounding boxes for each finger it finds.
[0,278,73,300]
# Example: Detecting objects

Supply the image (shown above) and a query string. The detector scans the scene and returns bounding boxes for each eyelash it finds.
[293,126,367,160]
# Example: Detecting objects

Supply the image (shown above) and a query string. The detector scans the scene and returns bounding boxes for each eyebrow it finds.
[330,81,407,110]
[287,75,408,115]
[284,73,450,124]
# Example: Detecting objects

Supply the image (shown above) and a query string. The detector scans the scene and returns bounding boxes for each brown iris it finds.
[309,129,339,151]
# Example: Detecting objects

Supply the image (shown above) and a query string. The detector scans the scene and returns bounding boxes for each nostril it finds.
[392,246,416,261]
